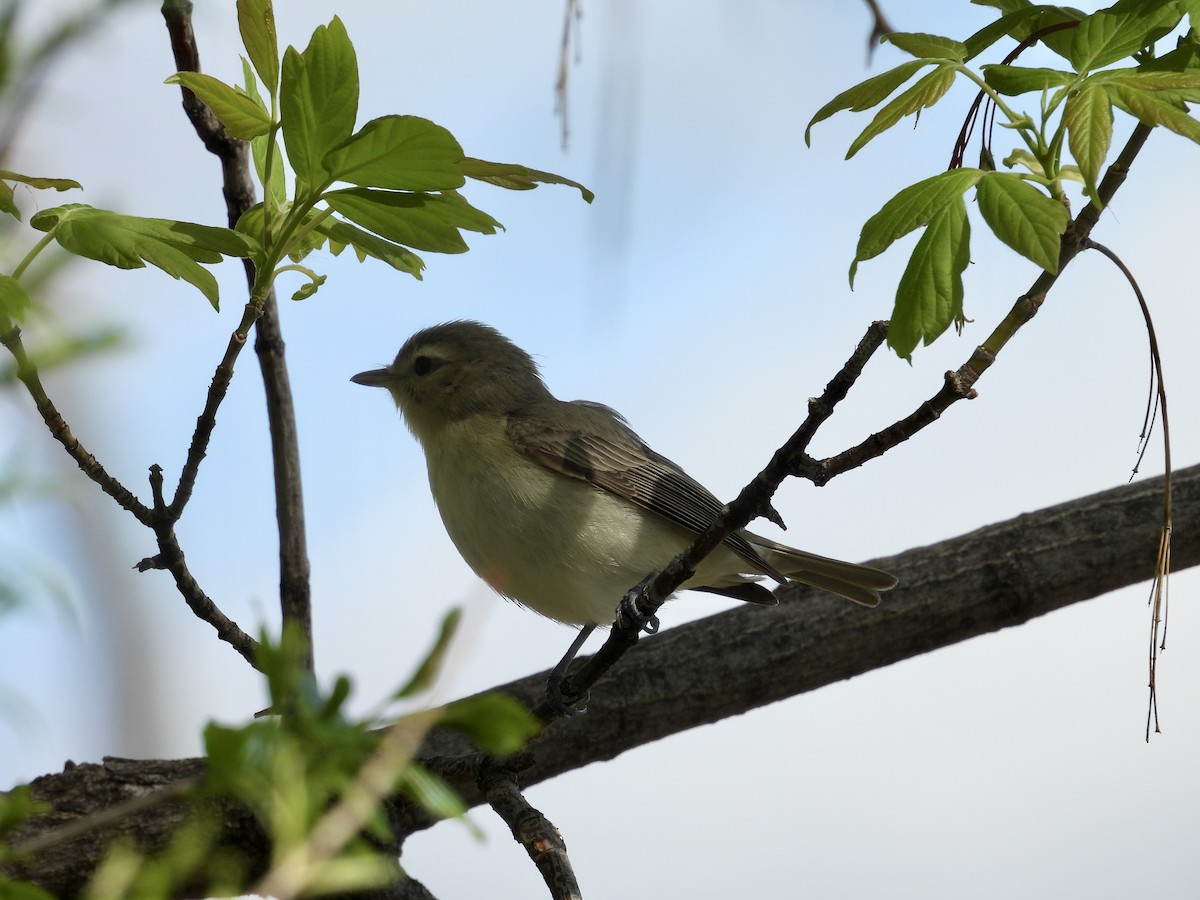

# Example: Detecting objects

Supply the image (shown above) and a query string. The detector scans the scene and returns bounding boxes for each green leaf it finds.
[324,189,501,254]
[0,170,82,219]
[324,115,465,191]
[888,198,971,361]
[851,168,983,285]
[29,204,257,310]
[1101,66,1200,102]
[1070,1,1184,72]
[964,6,1067,60]
[884,32,967,62]
[969,1,1094,61]
[280,17,359,192]
[165,72,272,140]
[0,169,82,192]
[394,608,462,700]
[846,63,958,158]
[316,216,425,277]
[460,157,595,202]
[0,274,30,325]
[400,762,467,822]
[805,59,930,145]
[438,693,541,756]
[975,172,1068,272]
[0,182,15,219]
[981,64,1074,95]
[1106,80,1200,143]
[1063,81,1113,204]
[290,271,326,301]
[237,0,279,95]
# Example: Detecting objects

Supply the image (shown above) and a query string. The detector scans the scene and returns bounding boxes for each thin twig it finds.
[554,0,582,151]
[0,325,154,526]
[478,757,581,900]
[1083,239,1172,740]
[161,0,314,670]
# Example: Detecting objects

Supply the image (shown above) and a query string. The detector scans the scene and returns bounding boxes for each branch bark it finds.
[9,464,1198,896]
[161,0,313,670]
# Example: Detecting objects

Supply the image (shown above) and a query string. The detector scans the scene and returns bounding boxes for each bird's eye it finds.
[413,355,434,376]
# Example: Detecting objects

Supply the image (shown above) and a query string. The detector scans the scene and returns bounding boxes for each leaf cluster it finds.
[807,0,1200,358]
[170,0,591,302]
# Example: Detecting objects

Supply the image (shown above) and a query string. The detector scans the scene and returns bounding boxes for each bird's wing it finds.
[506,399,786,582]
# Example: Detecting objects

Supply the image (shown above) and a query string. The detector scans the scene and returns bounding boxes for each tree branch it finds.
[10,466,1198,895]
[0,325,154,526]
[478,756,580,900]
[160,0,314,670]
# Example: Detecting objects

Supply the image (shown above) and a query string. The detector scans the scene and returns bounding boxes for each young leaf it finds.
[459,157,595,202]
[964,6,1067,60]
[846,63,958,159]
[290,271,326,301]
[438,693,541,756]
[1101,67,1200,102]
[0,274,31,326]
[0,170,82,192]
[851,168,983,285]
[399,762,468,822]
[394,608,463,700]
[1063,80,1113,204]
[1106,80,1200,143]
[316,216,425,277]
[981,64,1074,96]
[29,204,257,310]
[165,72,272,140]
[324,115,465,191]
[888,198,971,361]
[975,172,1068,272]
[324,189,501,254]
[237,0,279,95]
[1070,1,1185,72]
[280,17,359,192]
[805,59,930,145]
[884,32,967,62]
[0,170,81,219]
[970,1,1085,61]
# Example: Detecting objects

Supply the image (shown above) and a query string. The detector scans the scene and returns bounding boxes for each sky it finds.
[2,1,1199,898]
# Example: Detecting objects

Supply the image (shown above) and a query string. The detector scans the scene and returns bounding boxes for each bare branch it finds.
[0,325,153,526]
[478,756,581,900]
[160,0,314,670]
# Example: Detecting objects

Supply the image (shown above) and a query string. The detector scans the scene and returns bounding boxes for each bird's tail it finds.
[748,534,897,607]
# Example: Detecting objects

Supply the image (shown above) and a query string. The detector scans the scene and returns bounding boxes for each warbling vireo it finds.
[352,321,896,637]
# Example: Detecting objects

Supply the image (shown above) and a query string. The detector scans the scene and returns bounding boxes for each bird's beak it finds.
[351,367,393,387]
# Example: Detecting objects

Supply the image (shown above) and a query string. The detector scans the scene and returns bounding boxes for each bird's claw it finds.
[616,579,660,635]
[544,672,589,717]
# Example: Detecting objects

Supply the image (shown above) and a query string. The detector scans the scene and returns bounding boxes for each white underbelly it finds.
[424,417,753,625]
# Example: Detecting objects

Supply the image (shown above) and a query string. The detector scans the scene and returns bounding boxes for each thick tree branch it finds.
[9,466,1198,896]
[161,0,313,669]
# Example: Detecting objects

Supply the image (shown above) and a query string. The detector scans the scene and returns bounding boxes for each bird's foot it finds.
[544,672,589,717]
[616,576,660,635]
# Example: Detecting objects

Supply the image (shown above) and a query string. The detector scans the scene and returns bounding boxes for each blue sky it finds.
[2,2,1199,897]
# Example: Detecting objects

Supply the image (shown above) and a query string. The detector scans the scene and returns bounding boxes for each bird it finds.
[352,321,896,696]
